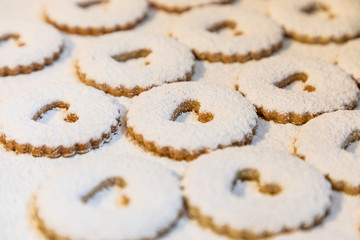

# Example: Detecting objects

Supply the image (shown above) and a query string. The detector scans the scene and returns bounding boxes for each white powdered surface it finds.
[0,20,63,69]
[182,147,332,234]
[43,0,148,29]
[268,0,360,40]
[237,55,359,115]
[336,39,360,82]
[294,110,360,186]
[149,0,229,11]
[171,5,284,56]
[0,0,359,239]
[76,32,194,89]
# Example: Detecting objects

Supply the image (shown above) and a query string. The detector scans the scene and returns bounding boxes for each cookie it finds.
[0,20,63,76]
[236,55,359,125]
[268,0,360,44]
[126,82,258,161]
[170,6,284,63]
[0,83,121,158]
[30,155,183,239]
[43,0,148,35]
[76,32,194,98]
[182,146,332,239]
[336,39,360,85]
[149,0,232,13]
[293,110,360,195]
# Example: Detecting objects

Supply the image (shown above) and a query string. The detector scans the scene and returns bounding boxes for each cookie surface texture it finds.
[268,0,360,44]
[149,0,232,13]
[43,0,148,35]
[126,82,258,161]
[170,6,283,63]
[30,155,183,239]
[182,146,332,239]
[336,40,360,84]
[76,32,194,97]
[236,55,359,124]
[0,83,121,158]
[293,110,360,195]
[0,20,63,76]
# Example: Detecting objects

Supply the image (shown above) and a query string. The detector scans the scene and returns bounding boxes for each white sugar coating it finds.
[150,0,230,10]
[35,155,182,239]
[294,110,360,186]
[0,82,121,148]
[126,81,257,151]
[43,0,148,29]
[170,6,284,56]
[237,55,359,115]
[277,39,341,63]
[0,20,63,69]
[233,0,270,15]
[182,146,332,234]
[268,0,360,40]
[336,39,360,82]
[273,192,360,240]
[76,32,194,90]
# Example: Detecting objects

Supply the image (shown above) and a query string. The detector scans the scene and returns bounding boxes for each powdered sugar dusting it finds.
[0,20,63,69]
[0,82,120,148]
[182,146,332,234]
[126,82,257,151]
[76,32,194,90]
[336,39,360,82]
[35,155,182,239]
[237,55,359,115]
[294,110,360,186]
[170,6,283,56]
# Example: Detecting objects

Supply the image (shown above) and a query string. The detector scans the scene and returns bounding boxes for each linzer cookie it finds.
[236,55,359,125]
[336,40,360,85]
[182,147,332,239]
[0,20,63,76]
[293,110,360,195]
[43,0,148,35]
[170,6,284,63]
[126,82,258,161]
[268,0,360,44]
[0,83,121,158]
[76,32,194,97]
[30,155,183,239]
[149,0,232,13]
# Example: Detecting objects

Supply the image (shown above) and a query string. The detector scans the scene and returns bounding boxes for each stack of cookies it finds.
[1,0,360,239]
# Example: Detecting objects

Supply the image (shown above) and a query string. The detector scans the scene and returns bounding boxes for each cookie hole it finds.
[171,99,214,123]
[232,168,282,196]
[275,72,316,93]
[301,2,336,19]
[207,20,243,37]
[342,130,360,154]
[0,33,25,47]
[112,49,152,62]
[82,177,130,208]
[32,101,79,124]
[77,0,109,9]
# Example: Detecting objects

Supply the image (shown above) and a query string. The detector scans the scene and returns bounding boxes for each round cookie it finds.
[182,146,332,239]
[0,83,121,158]
[76,32,194,98]
[30,155,183,239]
[236,55,359,125]
[170,6,284,63]
[293,110,360,195]
[268,0,360,44]
[336,40,360,85]
[43,0,148,35]
[0,20,63,76]
[126,82,258,161]
[149,0,232,13]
